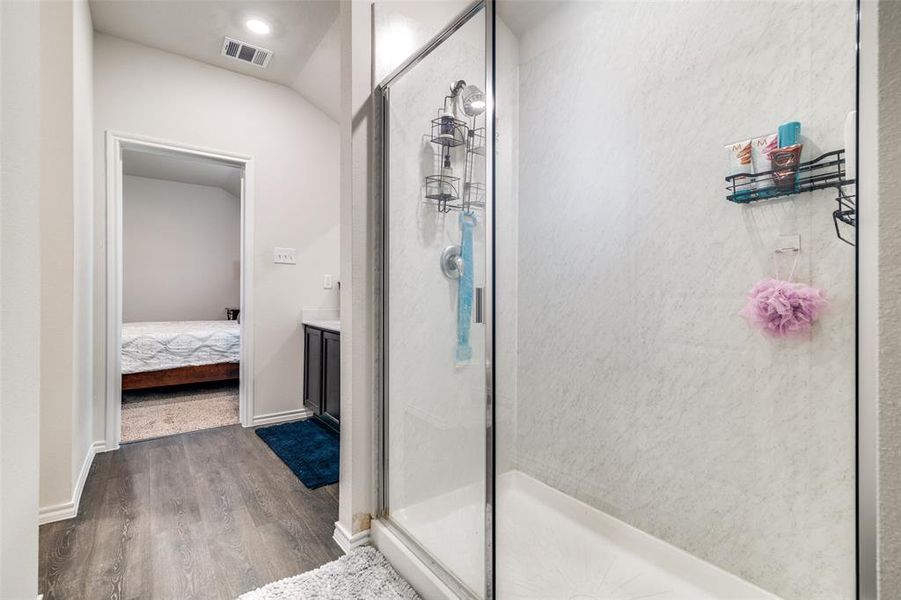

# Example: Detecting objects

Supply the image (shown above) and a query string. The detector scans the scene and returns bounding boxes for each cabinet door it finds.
[322,331,341,426]
[303,326,323,414]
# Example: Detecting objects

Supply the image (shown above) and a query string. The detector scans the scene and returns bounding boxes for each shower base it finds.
[389,471,778,599]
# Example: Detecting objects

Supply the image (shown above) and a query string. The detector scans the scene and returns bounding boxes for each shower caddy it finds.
[724,149,856,245]
[424,86,487,213]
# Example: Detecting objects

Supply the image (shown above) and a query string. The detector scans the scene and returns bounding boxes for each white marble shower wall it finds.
[494,17,520,477]
[508,2,856,599]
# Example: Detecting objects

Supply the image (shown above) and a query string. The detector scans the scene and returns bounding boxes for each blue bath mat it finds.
[255,419,339,489]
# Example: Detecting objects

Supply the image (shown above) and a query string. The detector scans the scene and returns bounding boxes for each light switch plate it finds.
[323,274,333,289]
[273,247,296,264]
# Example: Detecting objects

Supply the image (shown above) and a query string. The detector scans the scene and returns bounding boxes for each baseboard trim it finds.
[251,407,312,427]
[333,520,370,554]
[38,440,103,525]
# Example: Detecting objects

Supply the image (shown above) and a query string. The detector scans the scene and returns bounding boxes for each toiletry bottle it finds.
[726,139,753,200]
[751,133,779,196]
[772,121,803,192]
[439,110,456,140]
[778,121,801,147]
[441,151,453,177]
[440,151,454,202]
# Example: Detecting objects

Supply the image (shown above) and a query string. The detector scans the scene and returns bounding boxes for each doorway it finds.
[105,132,255,448]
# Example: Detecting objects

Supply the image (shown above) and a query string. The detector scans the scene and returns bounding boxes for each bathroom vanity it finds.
[302,320,340,431]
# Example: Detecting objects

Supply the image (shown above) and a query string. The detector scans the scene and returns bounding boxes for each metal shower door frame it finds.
[373,1,496,599]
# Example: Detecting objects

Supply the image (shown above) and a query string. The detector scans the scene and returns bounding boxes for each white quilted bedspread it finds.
[121,320,240,374]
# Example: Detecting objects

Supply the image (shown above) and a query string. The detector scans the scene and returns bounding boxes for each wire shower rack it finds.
[725,149,856,246]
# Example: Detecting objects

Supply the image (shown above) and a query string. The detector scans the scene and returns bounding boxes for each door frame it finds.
[104,131,255,450]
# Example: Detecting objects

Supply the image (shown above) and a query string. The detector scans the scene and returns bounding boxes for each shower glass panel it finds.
[494,1,857,599]
[379,4,489,598]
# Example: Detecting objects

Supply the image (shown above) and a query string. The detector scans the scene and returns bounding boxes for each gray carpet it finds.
[121,382,239,443]
[238,546,421,600]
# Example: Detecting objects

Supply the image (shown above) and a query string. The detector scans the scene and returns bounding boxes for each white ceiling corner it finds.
[89,0,341,120]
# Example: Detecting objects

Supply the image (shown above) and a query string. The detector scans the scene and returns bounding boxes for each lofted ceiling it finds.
[123,149,243,197]
[89,0,340,120]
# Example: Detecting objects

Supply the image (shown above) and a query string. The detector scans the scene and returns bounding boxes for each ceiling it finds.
[89,0,340,120]
[123,149,243,197]
[497,1,563,37]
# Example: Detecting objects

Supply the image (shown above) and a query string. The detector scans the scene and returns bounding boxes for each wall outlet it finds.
[273,247,296,264]
[323,274,333,289]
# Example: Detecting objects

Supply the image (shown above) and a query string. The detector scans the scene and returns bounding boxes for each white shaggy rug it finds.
[238,547,421,600]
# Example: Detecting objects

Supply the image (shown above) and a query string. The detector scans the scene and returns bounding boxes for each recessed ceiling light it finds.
[245,18,271,35]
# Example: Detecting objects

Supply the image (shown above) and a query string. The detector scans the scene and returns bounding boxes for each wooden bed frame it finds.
[122,362,239,391]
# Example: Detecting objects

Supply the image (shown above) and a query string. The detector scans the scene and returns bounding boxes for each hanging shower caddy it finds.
[423,81,486,213]
[725,149,857,245]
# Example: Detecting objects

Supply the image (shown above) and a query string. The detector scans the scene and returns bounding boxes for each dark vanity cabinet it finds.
[303,324,340,431]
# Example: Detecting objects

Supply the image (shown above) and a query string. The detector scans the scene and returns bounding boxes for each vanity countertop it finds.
[302,319,340,333]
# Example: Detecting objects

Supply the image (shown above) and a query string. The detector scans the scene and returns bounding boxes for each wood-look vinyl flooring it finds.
[38,424,342,600]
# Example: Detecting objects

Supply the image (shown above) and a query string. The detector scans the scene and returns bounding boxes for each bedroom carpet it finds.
[238,546,421,600]
[121,382,239,443]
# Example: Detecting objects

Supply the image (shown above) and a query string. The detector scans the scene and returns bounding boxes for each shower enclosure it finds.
[377,1,859,598]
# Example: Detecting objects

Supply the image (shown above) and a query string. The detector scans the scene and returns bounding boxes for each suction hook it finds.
[441,245,463,280]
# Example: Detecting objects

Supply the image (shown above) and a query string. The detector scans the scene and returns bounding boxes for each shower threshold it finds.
[391,472,779,599]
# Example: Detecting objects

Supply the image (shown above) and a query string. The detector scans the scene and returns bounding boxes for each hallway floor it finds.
[38,423,342,600]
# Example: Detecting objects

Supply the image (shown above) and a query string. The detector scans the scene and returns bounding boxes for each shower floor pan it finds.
[391,471,779,599]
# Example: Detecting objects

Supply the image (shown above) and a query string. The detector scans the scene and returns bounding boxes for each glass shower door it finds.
[378,3,491,598]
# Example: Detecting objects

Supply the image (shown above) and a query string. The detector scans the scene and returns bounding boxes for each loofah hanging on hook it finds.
[740,249,828,338]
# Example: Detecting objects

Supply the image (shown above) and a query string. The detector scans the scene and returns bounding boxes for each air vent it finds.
[221,37,272,68]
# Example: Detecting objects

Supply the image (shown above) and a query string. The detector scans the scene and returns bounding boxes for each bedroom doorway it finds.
[105,133,254,448]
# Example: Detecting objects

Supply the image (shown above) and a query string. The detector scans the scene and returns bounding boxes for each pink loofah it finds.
[740,278,827,338]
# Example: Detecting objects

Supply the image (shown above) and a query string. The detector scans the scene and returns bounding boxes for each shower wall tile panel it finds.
[513,2,856,598]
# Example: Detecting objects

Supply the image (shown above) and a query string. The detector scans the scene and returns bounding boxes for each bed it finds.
[121,320,240,391]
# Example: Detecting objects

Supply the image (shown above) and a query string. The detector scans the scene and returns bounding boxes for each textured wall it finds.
[494,18,520,476]
[878,0,901,595]
[122,176,240,322]
[513,2,856,598]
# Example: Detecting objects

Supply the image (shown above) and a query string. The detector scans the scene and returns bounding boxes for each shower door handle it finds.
[474,287,484,324]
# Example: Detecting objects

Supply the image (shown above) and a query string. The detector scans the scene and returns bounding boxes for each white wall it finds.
[337,0,375,546]
[510,2,855,598]
[39,0,95,521]
[293,17,341,122]
[0,0,41,595]
[94,34,340,430]
[72,0,94,521]
[39,0,77,515]
[123,175,240,322]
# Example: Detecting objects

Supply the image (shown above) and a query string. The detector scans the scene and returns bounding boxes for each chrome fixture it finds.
[460,84,486,116]
[440,244,463,279]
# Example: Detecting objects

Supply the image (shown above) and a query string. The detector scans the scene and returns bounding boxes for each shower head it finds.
[460,84,486,116]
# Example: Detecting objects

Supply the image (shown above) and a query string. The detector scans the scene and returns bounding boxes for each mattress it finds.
[121,320,240,375]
